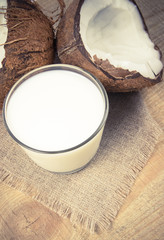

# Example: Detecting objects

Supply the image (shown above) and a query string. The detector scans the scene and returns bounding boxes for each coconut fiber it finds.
[0,0,163,233]
[0,0,54,109]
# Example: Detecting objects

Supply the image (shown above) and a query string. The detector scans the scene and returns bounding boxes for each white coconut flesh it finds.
[80,0,163,79]
[0,0,8,68]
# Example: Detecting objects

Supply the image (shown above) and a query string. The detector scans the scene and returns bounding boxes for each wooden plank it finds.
[0,132,164,239]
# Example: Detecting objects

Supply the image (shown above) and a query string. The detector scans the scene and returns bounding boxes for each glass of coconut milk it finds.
[3,64,109,173]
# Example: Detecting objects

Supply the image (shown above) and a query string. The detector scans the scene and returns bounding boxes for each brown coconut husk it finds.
[57,0,163,92]
[0,0,55,109]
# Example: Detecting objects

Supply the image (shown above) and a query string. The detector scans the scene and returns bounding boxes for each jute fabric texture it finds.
[0,0,163,233]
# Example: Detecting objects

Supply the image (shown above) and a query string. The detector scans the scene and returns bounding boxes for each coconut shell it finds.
[57,0,163,92]
[0,0,54,109]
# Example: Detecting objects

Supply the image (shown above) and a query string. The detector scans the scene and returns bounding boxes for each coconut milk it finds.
[4,65,109,173]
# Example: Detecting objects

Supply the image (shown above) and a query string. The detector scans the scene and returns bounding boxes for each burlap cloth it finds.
[0,0,164,233]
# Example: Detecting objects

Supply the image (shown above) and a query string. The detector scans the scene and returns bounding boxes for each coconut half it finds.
[57,0,163,92]
[0,0,54,109]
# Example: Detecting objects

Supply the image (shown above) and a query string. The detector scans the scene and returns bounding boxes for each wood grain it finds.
[0,127,164,240]
[1,0,164,238]
[1,76,164,240]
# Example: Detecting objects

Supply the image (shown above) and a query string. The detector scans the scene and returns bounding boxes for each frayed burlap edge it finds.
[0,125,162,234]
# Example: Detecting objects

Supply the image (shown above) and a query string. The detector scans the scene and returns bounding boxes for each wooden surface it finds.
[0,90,164,240]
[1,0,164,238]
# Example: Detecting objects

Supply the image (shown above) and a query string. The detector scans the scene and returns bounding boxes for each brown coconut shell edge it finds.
[0,0,55,109]
[57,0,163,92]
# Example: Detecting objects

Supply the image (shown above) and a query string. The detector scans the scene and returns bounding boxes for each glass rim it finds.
[3,64,109,154]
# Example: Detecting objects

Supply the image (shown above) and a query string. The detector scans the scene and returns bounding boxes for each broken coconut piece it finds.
[0,0,8,69]
[57,0,163,92]
[0,0,54,109]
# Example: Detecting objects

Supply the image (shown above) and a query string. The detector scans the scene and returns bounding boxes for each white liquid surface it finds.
[6,70,105,152]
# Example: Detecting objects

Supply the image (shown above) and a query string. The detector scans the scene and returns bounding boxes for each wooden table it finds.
[1,0,164,237]
[0,91,164,240]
